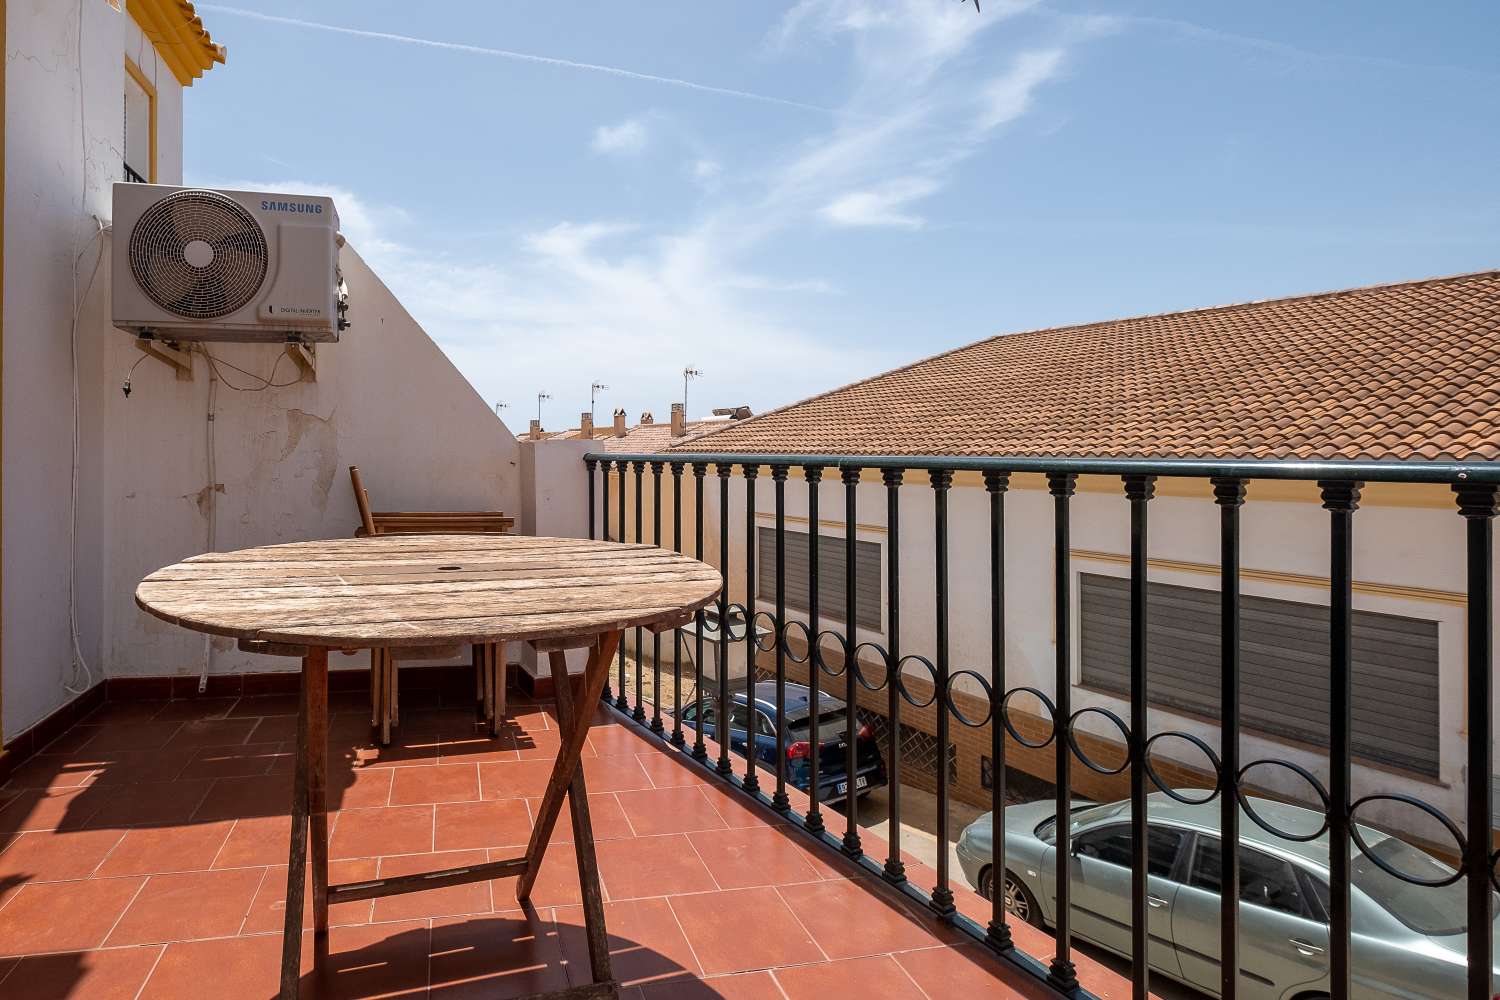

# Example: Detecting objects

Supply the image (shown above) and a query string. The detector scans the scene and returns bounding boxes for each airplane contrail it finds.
[200,5,841,115]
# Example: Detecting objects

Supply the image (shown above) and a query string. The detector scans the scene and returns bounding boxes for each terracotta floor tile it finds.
[479,759,556,799]
[668,887,825,976]
[698,785,775,829]
[328,766,394,811]
[597,833,717,901]
[0,786,99,833]
[689,826,822,890]
[892,944,1031,998]
[492,843,579,908]
[439,732,519,765]
[635,750,705,789]
[176,742,281,781]
[0,944,165,1000]
[0,828,124,882]
[637,970,782,999]
[246,713,300,744]
[0,754,99,792]
[301,919,431,999]
[225,693,300,718]
[213,815,294,868]
[429,910,571,999]
[555,896,701,988]
[0,877,145,955]
[191,773,292,822]
[83,779,215,828]
[164,717,260,749]
[242,858,377,933]
[372,849,492,921]
[587,723,655,759]
[330,805,433,859]
[81,701,168,725]
[435,798,533,852]
[616,786,727,837]
[351,731,446,769]
[107,867,265,945]
[527,791,635,844]
[778,880,951,959]
[80,722,182,752]
[139,933,283,1000]
[581,755,653,793]
[774,955,927,1000]
[390,763,480,805]
[85,748,196,787]
[153,697,239,722]
[94,820,235,877]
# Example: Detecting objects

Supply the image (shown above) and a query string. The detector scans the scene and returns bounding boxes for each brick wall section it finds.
[758,639,1217,809]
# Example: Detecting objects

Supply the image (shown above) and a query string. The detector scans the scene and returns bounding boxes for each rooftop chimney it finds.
[613,408,627,437]
[712,405,753,420]
[528,419,543,441]
[579,412,594,438]
[670,402,686,437]
[640,411,654,425]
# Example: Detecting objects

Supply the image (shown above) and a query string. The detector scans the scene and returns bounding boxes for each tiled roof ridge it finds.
[677,267,1500,452]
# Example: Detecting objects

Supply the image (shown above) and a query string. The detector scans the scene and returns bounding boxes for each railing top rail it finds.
[583,451,1500,485]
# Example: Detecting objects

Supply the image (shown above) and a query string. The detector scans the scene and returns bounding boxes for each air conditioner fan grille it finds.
[128,189,269,320]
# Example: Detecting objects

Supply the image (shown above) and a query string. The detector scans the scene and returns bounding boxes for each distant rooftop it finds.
[681,270,1500,462]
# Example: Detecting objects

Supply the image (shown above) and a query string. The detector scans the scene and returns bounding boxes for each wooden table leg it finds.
[279,647,318,998]
[549,649,611,986]
[516,631,620,901]
[306,647,330,968]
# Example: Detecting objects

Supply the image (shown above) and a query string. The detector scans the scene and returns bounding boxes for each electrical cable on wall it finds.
[199,350,218,693]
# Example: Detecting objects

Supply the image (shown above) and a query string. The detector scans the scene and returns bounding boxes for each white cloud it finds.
[977,48,1065,130]
[821,177,937,229]
[591,118,649,155]
[690,158,722,186]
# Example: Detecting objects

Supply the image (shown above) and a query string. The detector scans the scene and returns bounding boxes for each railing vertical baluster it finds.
[651,461,665,735]
[716,463,734,777]
[599,459,612,704]
[633,461,647,723]
[670,461,686,748]
[585,458,597,540]
[1455,482,1497,1000]
[1319,479,1361,1000]
[930,468,954,915]
[692,462,709,761]
[742,464,761,795]
[985,470,1011,947]
[771,464,791,811]
[883,468,906,882]
[616,459,628,710]
[805,466,826,835]
[1046,471,1078,992]
[1124,474,1157,995]
[1213,477,1247,999]
[842,466,864,856]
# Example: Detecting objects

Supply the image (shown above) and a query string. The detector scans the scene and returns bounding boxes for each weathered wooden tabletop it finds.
[136,534,723,648]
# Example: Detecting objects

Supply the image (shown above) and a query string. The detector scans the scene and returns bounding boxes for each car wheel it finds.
[1002,870,1042,928]
[977,867,994,900]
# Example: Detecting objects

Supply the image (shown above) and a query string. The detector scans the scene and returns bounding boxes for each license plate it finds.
[835,776,869,795]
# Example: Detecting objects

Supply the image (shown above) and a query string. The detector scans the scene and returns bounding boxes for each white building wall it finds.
[700,471,1499,838]
[3,3,521,739]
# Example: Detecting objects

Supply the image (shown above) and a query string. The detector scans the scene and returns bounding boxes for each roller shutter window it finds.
[756,527,881,631]
[1078,573,1440,778]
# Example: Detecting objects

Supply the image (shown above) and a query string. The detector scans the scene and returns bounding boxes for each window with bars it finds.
[755,526,881,630]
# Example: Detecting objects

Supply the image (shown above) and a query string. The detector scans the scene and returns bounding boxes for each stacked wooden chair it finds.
[349,466,514,745]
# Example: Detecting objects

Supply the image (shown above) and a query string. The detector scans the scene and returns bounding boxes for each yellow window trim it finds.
[126,0,226,87]
[124,56,158,183]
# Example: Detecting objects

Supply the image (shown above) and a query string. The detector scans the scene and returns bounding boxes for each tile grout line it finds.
[99,873,155,948]
[770,883,834,966]
[131,942,170,1000]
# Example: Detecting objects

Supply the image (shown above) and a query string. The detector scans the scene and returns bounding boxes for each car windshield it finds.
[1037,802,1126,845]
[788,710,849,739]
[1351,835,1488,937]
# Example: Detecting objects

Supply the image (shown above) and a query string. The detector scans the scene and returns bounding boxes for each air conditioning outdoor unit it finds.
[111,183,348,344]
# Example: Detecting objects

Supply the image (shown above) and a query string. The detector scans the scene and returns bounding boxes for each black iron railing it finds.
[584,450,1500,1000]
[123,162,147,183]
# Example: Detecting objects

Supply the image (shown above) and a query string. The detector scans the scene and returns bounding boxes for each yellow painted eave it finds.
[127,0,226,86]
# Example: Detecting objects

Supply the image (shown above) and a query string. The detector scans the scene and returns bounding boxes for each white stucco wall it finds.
[3,3,521,739]
[695,471,1500,839]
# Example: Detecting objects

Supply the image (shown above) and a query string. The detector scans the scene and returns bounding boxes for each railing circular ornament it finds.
[1066,707,1131,775]
[781,620,813,664]
[1348,794,1465,888]
[812,629,849,679]
[944,670,994,728]
[750,610,780,654]
[1234,760,1330,842]
[851,641,892,693]
[893,654,939,709]
[1142,731,1222,805]
[1001,686,1057,749]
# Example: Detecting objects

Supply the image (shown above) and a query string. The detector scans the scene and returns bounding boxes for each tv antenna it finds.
[536,392,552,423]
[590,382,609,419]
[682,367,702,414]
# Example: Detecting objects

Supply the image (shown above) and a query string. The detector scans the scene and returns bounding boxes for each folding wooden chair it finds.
[350,466,512,745]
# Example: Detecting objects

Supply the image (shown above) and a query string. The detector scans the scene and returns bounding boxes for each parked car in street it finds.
[955,792,1499,998]
[679,682,887,802]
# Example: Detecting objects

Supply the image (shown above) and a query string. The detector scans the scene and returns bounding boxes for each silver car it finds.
[955,792,1500,998]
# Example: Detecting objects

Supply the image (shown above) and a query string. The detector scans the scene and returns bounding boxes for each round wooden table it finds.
[137,535,721,1000]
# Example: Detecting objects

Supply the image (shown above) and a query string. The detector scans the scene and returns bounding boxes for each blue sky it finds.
[186,2,1500,434]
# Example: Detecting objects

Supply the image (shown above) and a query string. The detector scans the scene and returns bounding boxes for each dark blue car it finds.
[679,681,887,802]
